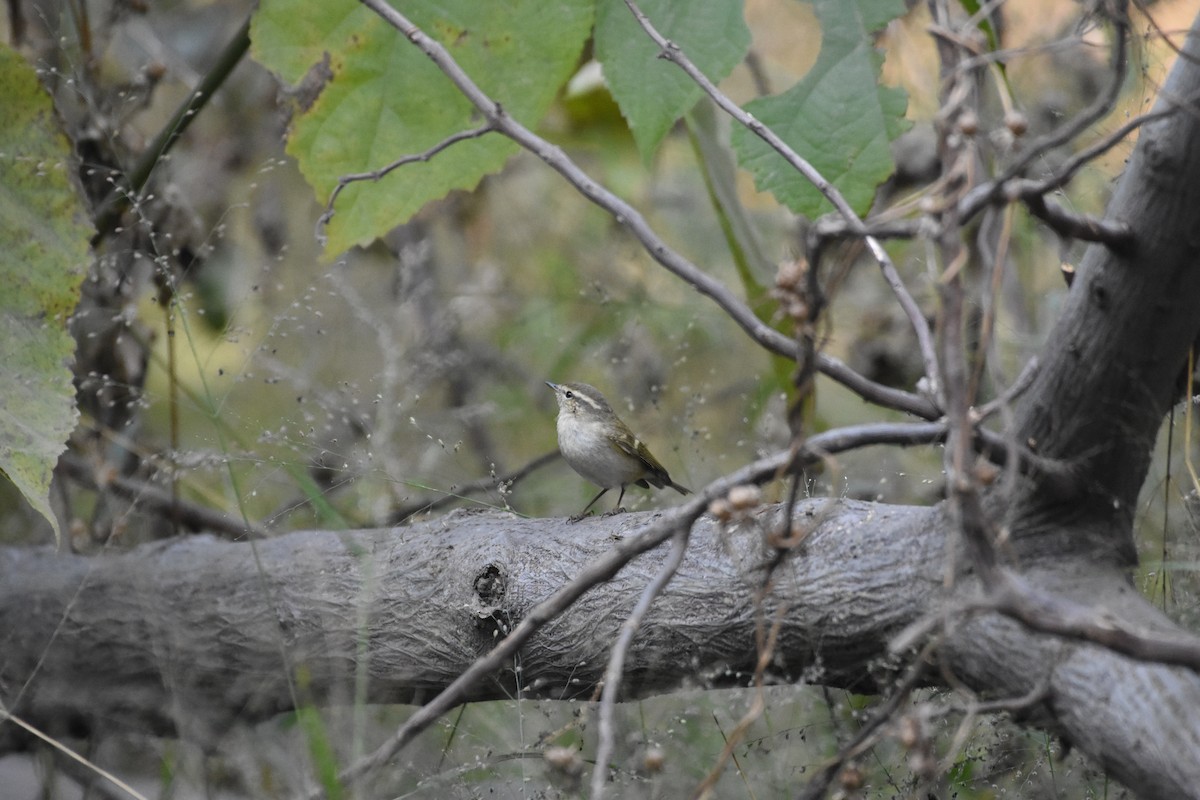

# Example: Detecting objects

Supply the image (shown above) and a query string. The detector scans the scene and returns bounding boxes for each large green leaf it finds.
[251,0,593,257]
[0,45,91,544]
[732,0,910,218]
[595,0,750,162]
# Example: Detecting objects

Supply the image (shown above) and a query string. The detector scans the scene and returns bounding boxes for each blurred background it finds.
[3,0,1199,796]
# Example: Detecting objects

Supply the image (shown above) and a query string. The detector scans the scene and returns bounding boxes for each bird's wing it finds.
[610,433,671,487]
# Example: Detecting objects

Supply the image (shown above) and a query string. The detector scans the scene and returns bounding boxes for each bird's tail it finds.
[670,480,691,495]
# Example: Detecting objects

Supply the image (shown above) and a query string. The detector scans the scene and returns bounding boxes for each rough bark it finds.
[935,10,1200,795]
[2,502,1199,797]
[0,501,937,744]
[1007,19,1200,547]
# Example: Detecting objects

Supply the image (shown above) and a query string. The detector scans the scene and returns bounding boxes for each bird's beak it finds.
[545,381,558,391]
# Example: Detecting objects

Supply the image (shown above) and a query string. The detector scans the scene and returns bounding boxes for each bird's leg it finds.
[603,485,628,517]
[569,487,610,523]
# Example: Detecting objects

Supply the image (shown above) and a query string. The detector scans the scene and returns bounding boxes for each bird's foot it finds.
[567,512,589,523]
[602,507,628,517]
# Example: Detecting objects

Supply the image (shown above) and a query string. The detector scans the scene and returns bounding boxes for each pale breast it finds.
[557,416,646,488]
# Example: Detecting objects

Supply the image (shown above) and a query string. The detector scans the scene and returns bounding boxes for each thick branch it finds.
[2,504,1199,798]
[1007,13,1200,527]
[0,502,934,747]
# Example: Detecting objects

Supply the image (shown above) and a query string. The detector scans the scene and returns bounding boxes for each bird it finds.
[546,381,690,519]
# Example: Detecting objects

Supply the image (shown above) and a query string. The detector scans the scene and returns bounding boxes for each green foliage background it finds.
[0,45,91,544]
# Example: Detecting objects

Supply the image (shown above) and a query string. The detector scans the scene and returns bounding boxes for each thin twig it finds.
[815,353,940,419]
[590,527,690,799]
[876,251,940,400]
[796,640,936,800]
[49,747,132,800]
[387,450,560,523]
[316,123,495,244]
[0,704,149,800]
[974,356,1039,422]
[968,205,1009,405]
[352,0,938,420]
[936,677,1053,776]
[1002,8,1130,180]
[957,6,1131,226]
[956,104,1173,227]
[58,453,267,540]
[812,216,924,242]
[927,0,1008,589]
[91,15,252,243]
[991,570,1200,671]
[313,497,707,797]
[942,675,1053,717]
[1007,106,1175,200]
[691,595,789,798]
[971,427,1078,496]
[620,0,942,405]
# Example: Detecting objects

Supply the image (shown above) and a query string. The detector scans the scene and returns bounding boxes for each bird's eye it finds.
[564,390,574,398]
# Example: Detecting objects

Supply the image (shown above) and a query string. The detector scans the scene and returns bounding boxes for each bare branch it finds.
[57,453,267,540]
[956,105,1175,235]
[992,571,1200,671]
[590,528,690,799]
[939,677,1052,717]
[1008,106,1175,199]
[317,492,708,797]
[316,123,496,245]
[890,570,1200,674]
[620,0,942,404]
[815,353,940,420]
[691,599,788,797]
[796,642,934,800]
[974,356,1039,421]
[997,8,1130,186]
[355,0,799,366]
[622,0,856,226]
[1021,192,1133,249]
[92,16,253,243]
[877,251,940,400]
[957,7,1132,226]
[812,216,924,242]
[928,0,1000,580]
[933,678,1054,782]
[348,0,949,425]
[0,703,149,800]
[386,450,560,523]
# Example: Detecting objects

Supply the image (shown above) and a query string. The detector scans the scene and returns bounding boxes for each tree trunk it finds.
[938,8,1200,795]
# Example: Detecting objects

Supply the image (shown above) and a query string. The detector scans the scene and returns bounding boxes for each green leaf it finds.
[294,667,344,800]
[685,100,794,407]
[731,0,910,219]
[249,5,366,85]
[596,0,750,162]
[251,0,593,257]
[685,99,773,299]
[0,45,91,545]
